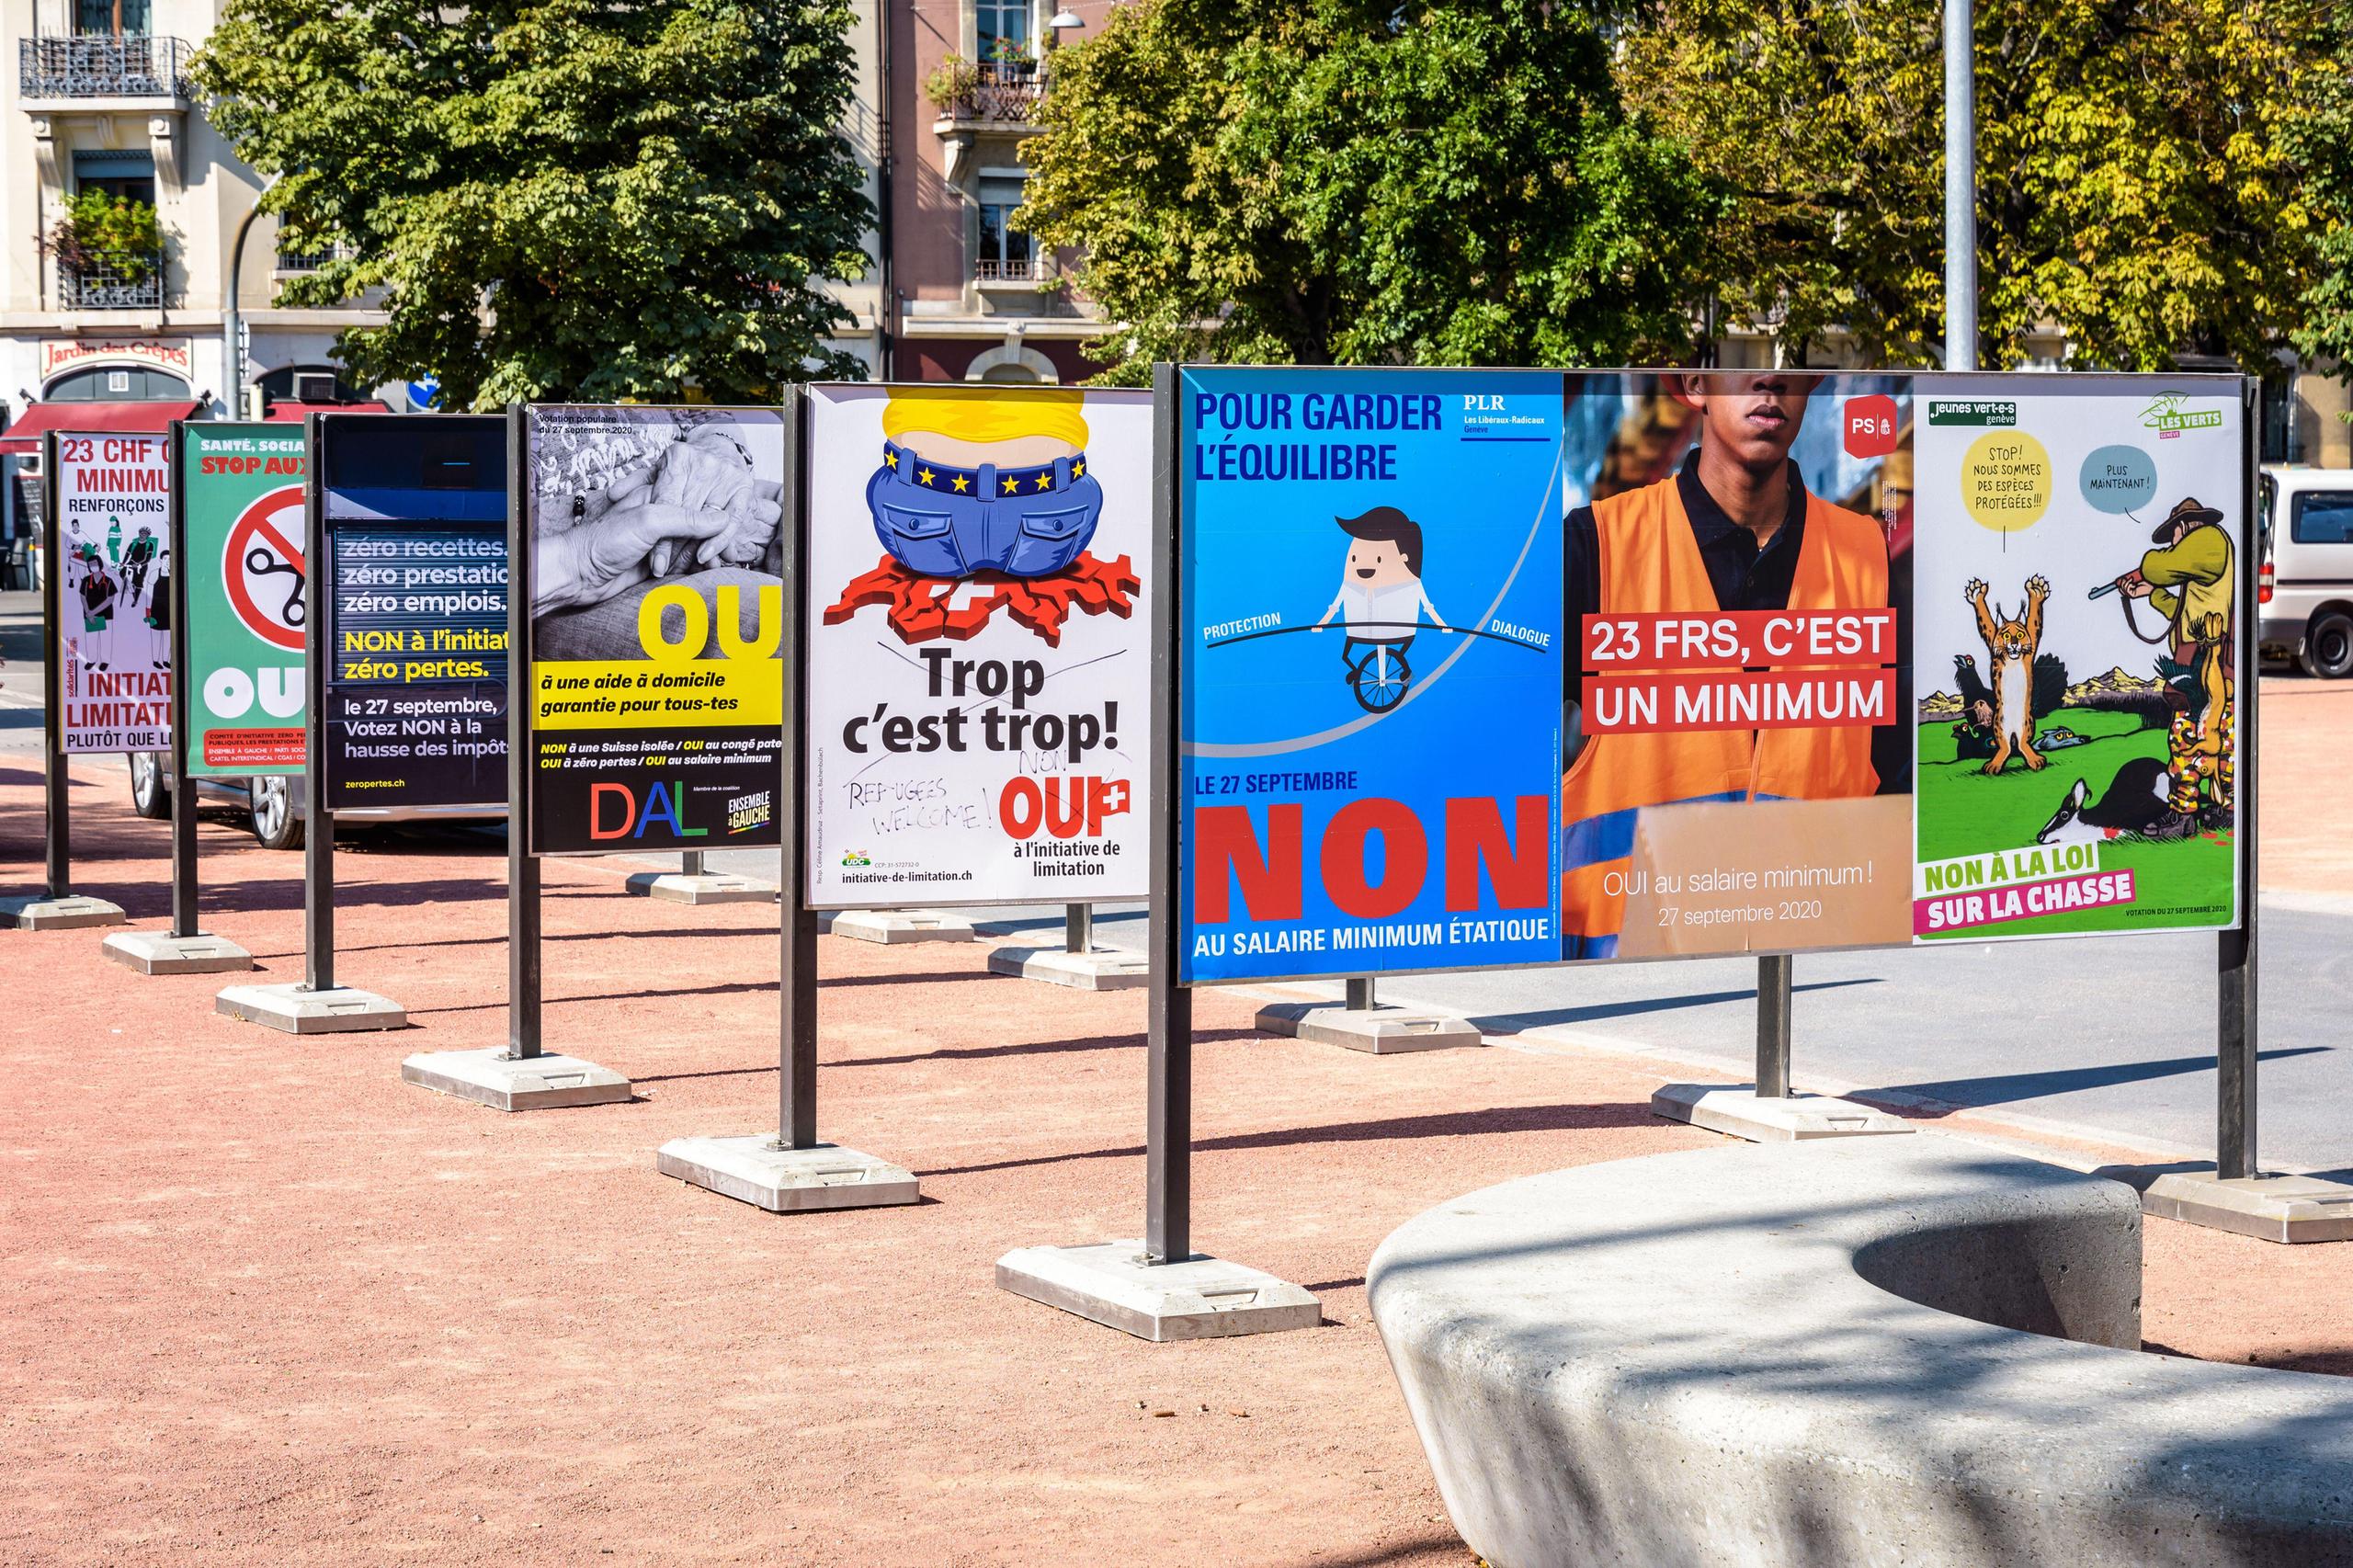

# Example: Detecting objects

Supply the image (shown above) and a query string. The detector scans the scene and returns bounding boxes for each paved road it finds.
[698,842,2353,1177]
[0,589,46,757]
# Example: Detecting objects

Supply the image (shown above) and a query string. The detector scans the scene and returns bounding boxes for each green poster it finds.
[180,423,311,777]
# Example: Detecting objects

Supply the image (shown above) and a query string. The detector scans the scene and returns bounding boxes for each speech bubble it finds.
[1961,431,2051,533]
[2078,444,2158,515]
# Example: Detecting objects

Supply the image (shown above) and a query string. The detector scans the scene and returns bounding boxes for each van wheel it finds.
[129,752,170,819]
[2302,610,2353,680]
[250,775,304,850]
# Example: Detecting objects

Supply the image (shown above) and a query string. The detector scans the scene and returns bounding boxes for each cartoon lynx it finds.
[1964,574,2050,775]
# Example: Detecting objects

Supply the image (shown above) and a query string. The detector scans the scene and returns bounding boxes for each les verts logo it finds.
[2140,392,2224,436]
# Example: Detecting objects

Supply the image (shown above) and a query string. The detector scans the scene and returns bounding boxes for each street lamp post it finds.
[222,172,280,419]
[1943,0,1977,371]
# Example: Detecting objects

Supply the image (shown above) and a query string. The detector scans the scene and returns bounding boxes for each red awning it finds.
[0,400,201,456]
[265,401,390,422]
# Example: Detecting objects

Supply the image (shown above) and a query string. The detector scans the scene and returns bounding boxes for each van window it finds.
[2292,493,2353,544]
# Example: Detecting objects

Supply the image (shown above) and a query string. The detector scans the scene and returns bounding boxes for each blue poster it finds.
[1179,367,1565,983]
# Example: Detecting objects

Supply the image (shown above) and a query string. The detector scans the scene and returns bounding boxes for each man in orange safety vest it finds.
[1561,373,1893,958]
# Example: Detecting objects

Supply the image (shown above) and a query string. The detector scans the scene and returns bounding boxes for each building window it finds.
[75,0,153,36]
[977,0,1034,70]
[72,149,155,207]
[976,176,1038,281]
[43,365,190,402]
[256,365,371,406]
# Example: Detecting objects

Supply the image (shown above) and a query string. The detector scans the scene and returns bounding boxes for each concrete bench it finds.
[1368,1137,2353,1567]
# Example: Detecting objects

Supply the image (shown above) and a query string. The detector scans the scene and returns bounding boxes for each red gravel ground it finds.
[2,750,2347,1567]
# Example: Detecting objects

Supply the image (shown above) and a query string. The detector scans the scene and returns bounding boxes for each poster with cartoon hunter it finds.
[803,383,1153,907]
[1912,375,2244,941]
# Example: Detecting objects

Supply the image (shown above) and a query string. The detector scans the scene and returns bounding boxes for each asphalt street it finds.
[704,853,2353,1178]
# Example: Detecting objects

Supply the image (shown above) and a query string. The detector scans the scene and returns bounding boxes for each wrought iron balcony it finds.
[938,62,1046,126]
[59,250,166,310]
[19,35,193,100]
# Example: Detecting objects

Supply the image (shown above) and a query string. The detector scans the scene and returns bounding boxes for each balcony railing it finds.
[19,35,193,99]
[59,251,165,310]
[975,256,1046,283]
[940,62,1046,125]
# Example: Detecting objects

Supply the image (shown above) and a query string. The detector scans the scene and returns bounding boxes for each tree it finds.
[1619,0,2320,372]
[194,0,872,407]
[1018,0,1722,380]
[2284,0,2353,373]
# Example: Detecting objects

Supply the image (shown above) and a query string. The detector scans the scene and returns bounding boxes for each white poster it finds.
[55,431,173,754]
[805,383,1152,906]
[1912,373,2244,941]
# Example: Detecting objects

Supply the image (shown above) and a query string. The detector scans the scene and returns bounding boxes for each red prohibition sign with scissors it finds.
[221,484,308,653]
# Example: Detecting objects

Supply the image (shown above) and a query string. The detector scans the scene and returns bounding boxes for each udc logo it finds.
[841,849,872,868]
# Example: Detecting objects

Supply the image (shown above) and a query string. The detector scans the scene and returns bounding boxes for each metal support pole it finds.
[168,422,196,940]
[1756,953,1793,1098]
[301,415,333,992]
[681,849,704,877]
[40,430,69,899]
[504,406,542,1061]
[2218,381,2261,1179]
[778,386,818,1150]
[1143,362,1190,1267]
[1346,976,1374,1011]
[1943,0,1978,372]
[1065,902,1091,955]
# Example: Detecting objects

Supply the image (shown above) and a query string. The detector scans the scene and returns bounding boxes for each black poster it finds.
[319,415,510,811]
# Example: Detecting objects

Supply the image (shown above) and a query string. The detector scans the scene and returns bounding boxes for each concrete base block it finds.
[1255,1000,1483,1053]
[1652,1084,1915,1142]
[101,929,254,975]
[656,1134,920,1212]
[987,945,1149,991]
[995,1240,1323,1343]
[2138,1169,2353,1244]
[825,909,974,945]
[625,870,779,904]
[3,893,127,930]
[402,1048,633,1112]
[214,982,407,1035]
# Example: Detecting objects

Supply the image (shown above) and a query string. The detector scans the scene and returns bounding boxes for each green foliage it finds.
[1019,0,1722,380]
[925,53,982,111]
[52,190,164,281]
[2284,0,2353,371]
[192,0,872,408]
[1621,0,2321,371]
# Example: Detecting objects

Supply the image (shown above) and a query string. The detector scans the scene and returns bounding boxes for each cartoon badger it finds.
[865,387,1102,579]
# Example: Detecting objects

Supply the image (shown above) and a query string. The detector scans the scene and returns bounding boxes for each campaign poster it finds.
[1556,372,1914,961]
[1181,368,1567,983]
[320,415,508,809]
[524,404,786,855]
[803,384,1152,907]
[1911,374,2244,941]
[182,423,309,776]
[53,431,171,754]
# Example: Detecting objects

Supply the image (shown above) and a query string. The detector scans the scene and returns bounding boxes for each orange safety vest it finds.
[1562,478,1887,957]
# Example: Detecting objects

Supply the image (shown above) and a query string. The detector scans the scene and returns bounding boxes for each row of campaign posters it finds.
[53,419,512,805]
[518,391,1154,900]
[1180,369,2246,982]
[48,371,2245,994]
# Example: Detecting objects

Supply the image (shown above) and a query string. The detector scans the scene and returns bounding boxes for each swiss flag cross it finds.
[1844,394,1900,460]
[1093,778,1131,817]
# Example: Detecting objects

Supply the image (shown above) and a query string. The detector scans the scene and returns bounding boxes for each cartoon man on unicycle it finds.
[1314,506,1448,713]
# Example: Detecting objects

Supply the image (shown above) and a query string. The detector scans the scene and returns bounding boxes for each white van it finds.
[2259,465,2353,678]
